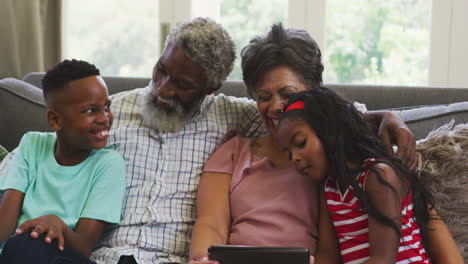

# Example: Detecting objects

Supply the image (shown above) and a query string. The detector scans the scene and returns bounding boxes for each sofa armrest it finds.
[0,78,50,151]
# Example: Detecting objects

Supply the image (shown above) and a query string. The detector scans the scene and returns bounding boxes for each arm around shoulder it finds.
[222,96,265,138]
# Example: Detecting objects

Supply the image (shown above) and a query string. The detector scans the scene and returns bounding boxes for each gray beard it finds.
[140,81,205,133]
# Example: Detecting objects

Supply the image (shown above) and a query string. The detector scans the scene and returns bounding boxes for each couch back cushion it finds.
[23,72,468,110]
[0,78,50,151]
[22,72,252,99]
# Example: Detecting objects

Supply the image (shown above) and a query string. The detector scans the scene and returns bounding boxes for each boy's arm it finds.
[65,218,108,257]
[16,215,107,257]
[0,189,24,244]
[364,111,417,169]
[314,186,340,264]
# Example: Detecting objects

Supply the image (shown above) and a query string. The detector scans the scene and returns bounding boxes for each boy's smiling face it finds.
[49,75,113,153]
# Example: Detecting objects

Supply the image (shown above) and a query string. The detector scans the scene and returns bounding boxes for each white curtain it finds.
[0,0,61,79]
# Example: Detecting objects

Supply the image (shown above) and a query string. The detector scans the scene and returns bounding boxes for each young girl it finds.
[277,88,462,264]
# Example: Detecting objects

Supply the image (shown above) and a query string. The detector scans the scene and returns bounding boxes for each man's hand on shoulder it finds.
[365,111,417,170]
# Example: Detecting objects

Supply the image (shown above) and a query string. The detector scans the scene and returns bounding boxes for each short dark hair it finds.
[241,23,323,98]
[42,59,100,103]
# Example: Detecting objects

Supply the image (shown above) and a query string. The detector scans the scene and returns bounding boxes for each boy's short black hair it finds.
[42,59,100,103]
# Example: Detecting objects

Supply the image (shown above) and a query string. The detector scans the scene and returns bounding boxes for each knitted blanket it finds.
[416,120,468,261]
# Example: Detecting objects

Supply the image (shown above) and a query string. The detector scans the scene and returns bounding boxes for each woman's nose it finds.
[272,98,287,113]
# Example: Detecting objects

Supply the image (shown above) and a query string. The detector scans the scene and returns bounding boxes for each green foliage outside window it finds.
[324,0,432,86]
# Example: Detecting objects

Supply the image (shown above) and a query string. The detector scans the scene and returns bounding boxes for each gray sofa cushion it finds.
[393,102,468,140]
[25,73,468,109]
[3,73,467,147]
[22,72,253,98]
[328,84,468,110]
[0,78,49,151]
[23,72,151,96]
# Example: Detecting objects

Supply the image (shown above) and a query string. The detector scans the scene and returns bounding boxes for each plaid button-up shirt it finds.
[90,85,265,264]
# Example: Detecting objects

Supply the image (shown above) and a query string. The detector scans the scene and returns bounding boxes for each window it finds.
[219,0,288,80]
[323,0,432,86]
[62,0,159,77]
[61,0,467,87]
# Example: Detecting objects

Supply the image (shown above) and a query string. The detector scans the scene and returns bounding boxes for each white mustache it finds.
[148,80,180,110]
[157,96,177,108]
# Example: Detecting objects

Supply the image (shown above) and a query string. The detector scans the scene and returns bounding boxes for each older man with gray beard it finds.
[89,18,265,264]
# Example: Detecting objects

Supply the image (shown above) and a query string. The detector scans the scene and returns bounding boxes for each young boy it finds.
[0,59,126,263]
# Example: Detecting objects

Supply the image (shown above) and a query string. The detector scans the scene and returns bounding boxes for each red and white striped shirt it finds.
[325,159,431,264]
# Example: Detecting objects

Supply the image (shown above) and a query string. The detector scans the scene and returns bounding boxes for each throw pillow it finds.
[0,145,7,162]
[416,120,468,261]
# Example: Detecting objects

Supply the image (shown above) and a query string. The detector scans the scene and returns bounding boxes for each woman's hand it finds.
[16,214,66,250]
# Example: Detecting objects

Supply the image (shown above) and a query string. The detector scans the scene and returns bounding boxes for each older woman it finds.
[189,23,418,263]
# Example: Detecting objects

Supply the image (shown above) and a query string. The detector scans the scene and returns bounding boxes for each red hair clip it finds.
[282,101,304,114]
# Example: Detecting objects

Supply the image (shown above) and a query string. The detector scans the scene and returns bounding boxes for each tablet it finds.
[208,245,310,264]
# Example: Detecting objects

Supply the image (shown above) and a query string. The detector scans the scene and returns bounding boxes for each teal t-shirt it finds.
[0,132,126,231]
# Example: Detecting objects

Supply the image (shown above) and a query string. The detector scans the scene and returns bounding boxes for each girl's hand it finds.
[188,256,219,264]
[16,214,66,251]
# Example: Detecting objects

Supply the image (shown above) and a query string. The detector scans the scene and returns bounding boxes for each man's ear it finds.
[47,109,62,132]
[206,84,222,95]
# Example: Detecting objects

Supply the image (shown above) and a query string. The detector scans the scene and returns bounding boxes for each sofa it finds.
[2,72,468,151]
[1,73,468,259]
